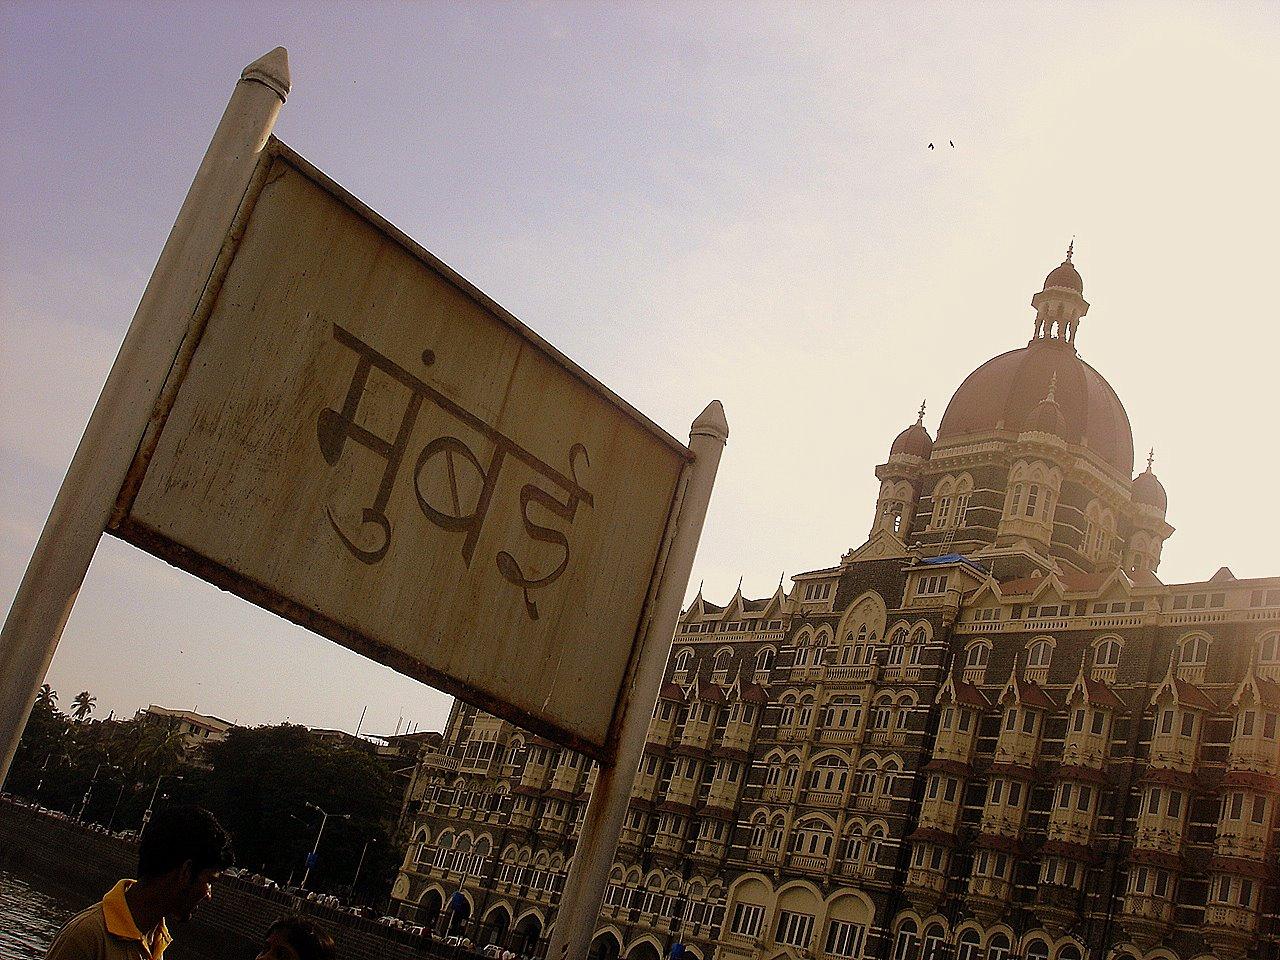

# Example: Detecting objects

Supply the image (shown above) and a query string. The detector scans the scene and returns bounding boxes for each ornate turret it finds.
[1031,242,1090,347]
[891,401,934,459]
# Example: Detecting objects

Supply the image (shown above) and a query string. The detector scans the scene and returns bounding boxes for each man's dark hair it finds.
[267,915,337,960]
[137,805,234,879]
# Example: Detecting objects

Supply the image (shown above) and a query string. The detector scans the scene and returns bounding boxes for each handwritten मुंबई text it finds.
[316,323,593,620]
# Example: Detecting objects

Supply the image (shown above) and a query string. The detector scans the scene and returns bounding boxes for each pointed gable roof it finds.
[841,528,912,564]
[1066,674,1125,710]
[939,672,992,710]
[998,667,1057,711]
[1230,672,1280,710]
[1151,670,1218,712]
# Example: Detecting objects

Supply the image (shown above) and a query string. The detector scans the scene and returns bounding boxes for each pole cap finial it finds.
[917,399,927,425]
[691,400,729,443]
[241,47,291,102]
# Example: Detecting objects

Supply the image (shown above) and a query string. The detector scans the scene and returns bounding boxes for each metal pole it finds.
[142,773,164,830]
[0,47,291,786]
[107,780,127,832]
[76,762,102,820]
[302,808,329,889]
[351,837,374,895]
[544,401,728,960]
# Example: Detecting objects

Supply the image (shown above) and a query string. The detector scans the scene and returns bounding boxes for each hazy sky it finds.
[2,2,1278,738]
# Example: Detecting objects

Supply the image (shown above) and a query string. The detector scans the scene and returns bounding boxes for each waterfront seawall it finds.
[0,799,438,959]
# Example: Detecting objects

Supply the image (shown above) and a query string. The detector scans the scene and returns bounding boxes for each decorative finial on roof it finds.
[1046,372,1057,403]
[1147,448,1155,472]
[917,399,927,425]
[1066,237,1074,262]
[736,575,743,593]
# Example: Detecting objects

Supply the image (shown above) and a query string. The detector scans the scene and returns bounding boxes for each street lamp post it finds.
[301,801,348,890]
[351,836,375,898]
[141,773,183,830]
[76,757,118,822]
[106,779,128,832]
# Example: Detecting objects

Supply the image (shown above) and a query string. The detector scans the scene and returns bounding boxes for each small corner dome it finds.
[1132,468,1167,512]
[891,421,933,458]
[1043,258,1083,294]
[1023,395,1068,438]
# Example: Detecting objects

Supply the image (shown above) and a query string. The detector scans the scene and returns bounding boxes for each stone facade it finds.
[392,252,1280,960]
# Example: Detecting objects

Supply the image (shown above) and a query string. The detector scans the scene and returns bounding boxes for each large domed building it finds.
[393,252,1279,960]
[870,246,1173,582]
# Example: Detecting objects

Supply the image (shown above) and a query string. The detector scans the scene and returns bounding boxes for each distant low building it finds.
[139,705,232,749]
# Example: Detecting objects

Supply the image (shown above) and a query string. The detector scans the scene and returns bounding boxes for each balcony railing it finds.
[803,790,844,808]
[1204,903,1258,932]
[819,728,861,744]
[824,664,878,682]
[840,860,877,881]
[788,853,830,873]
[1122,893,1173,925]
[853,795,892,812]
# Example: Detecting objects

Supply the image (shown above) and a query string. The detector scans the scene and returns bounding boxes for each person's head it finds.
[137,805,234,921]
[256,915,337,960]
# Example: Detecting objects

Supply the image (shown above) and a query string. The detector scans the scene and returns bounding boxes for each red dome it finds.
[937,340,1133,475]
[1132,469,1167,511]
[1044,259,1083,294]
[891,421,933,458]
[1022,395,1068,438]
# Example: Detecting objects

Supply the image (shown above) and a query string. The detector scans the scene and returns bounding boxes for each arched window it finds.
[749,812,767,848]
[866,825,884,865]
[673,648,693,675]
[713,648,733,676]
[987,934,1011,960]
[922,925,946,960]
[892,920,920,960]
[756,647,776,673]
[1260,632,1280,664]
[1024,941,1049,960]
[1094,638,1122,668]
[953,476,973,527]
[792,817,834,856]
[957,929,982,960]
[1179,634,1210,665]
[1057,946,1082,960]
[933,478,955,529]
[1028,638,1053,669]
[965,642,989,668]
[807,755,850,793]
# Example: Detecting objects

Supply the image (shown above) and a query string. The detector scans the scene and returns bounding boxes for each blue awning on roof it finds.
[919,553,988,574]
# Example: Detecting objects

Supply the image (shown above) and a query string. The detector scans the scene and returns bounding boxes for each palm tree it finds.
[71,691,96,722]
[35,684,58,709]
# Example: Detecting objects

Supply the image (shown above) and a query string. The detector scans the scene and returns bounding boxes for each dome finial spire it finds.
[1046,372,1057,403]
[917,399,927,425]
[1066,237,1074,262]
[1147,447,1155,471]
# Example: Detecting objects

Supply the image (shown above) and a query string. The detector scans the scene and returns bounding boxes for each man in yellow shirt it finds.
[45,806,233,960]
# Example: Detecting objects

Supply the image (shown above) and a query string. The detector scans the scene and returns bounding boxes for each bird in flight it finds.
[928,143,934,149]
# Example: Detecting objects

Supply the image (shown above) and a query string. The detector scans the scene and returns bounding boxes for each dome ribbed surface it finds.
[1044,260,1083,293]
[891,422,934,458]
[1132,469,1167,511]
[937,341,1133,475]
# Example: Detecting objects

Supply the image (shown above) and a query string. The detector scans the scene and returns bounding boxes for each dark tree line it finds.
[6,690,404,904]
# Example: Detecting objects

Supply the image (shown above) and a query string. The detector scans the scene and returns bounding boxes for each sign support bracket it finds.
[545,400,728,960]
[0,48,291,783]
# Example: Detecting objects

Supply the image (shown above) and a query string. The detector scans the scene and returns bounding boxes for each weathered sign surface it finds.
[111,141,690,758]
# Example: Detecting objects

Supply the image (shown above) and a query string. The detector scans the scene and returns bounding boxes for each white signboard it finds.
[110,142,691,759]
